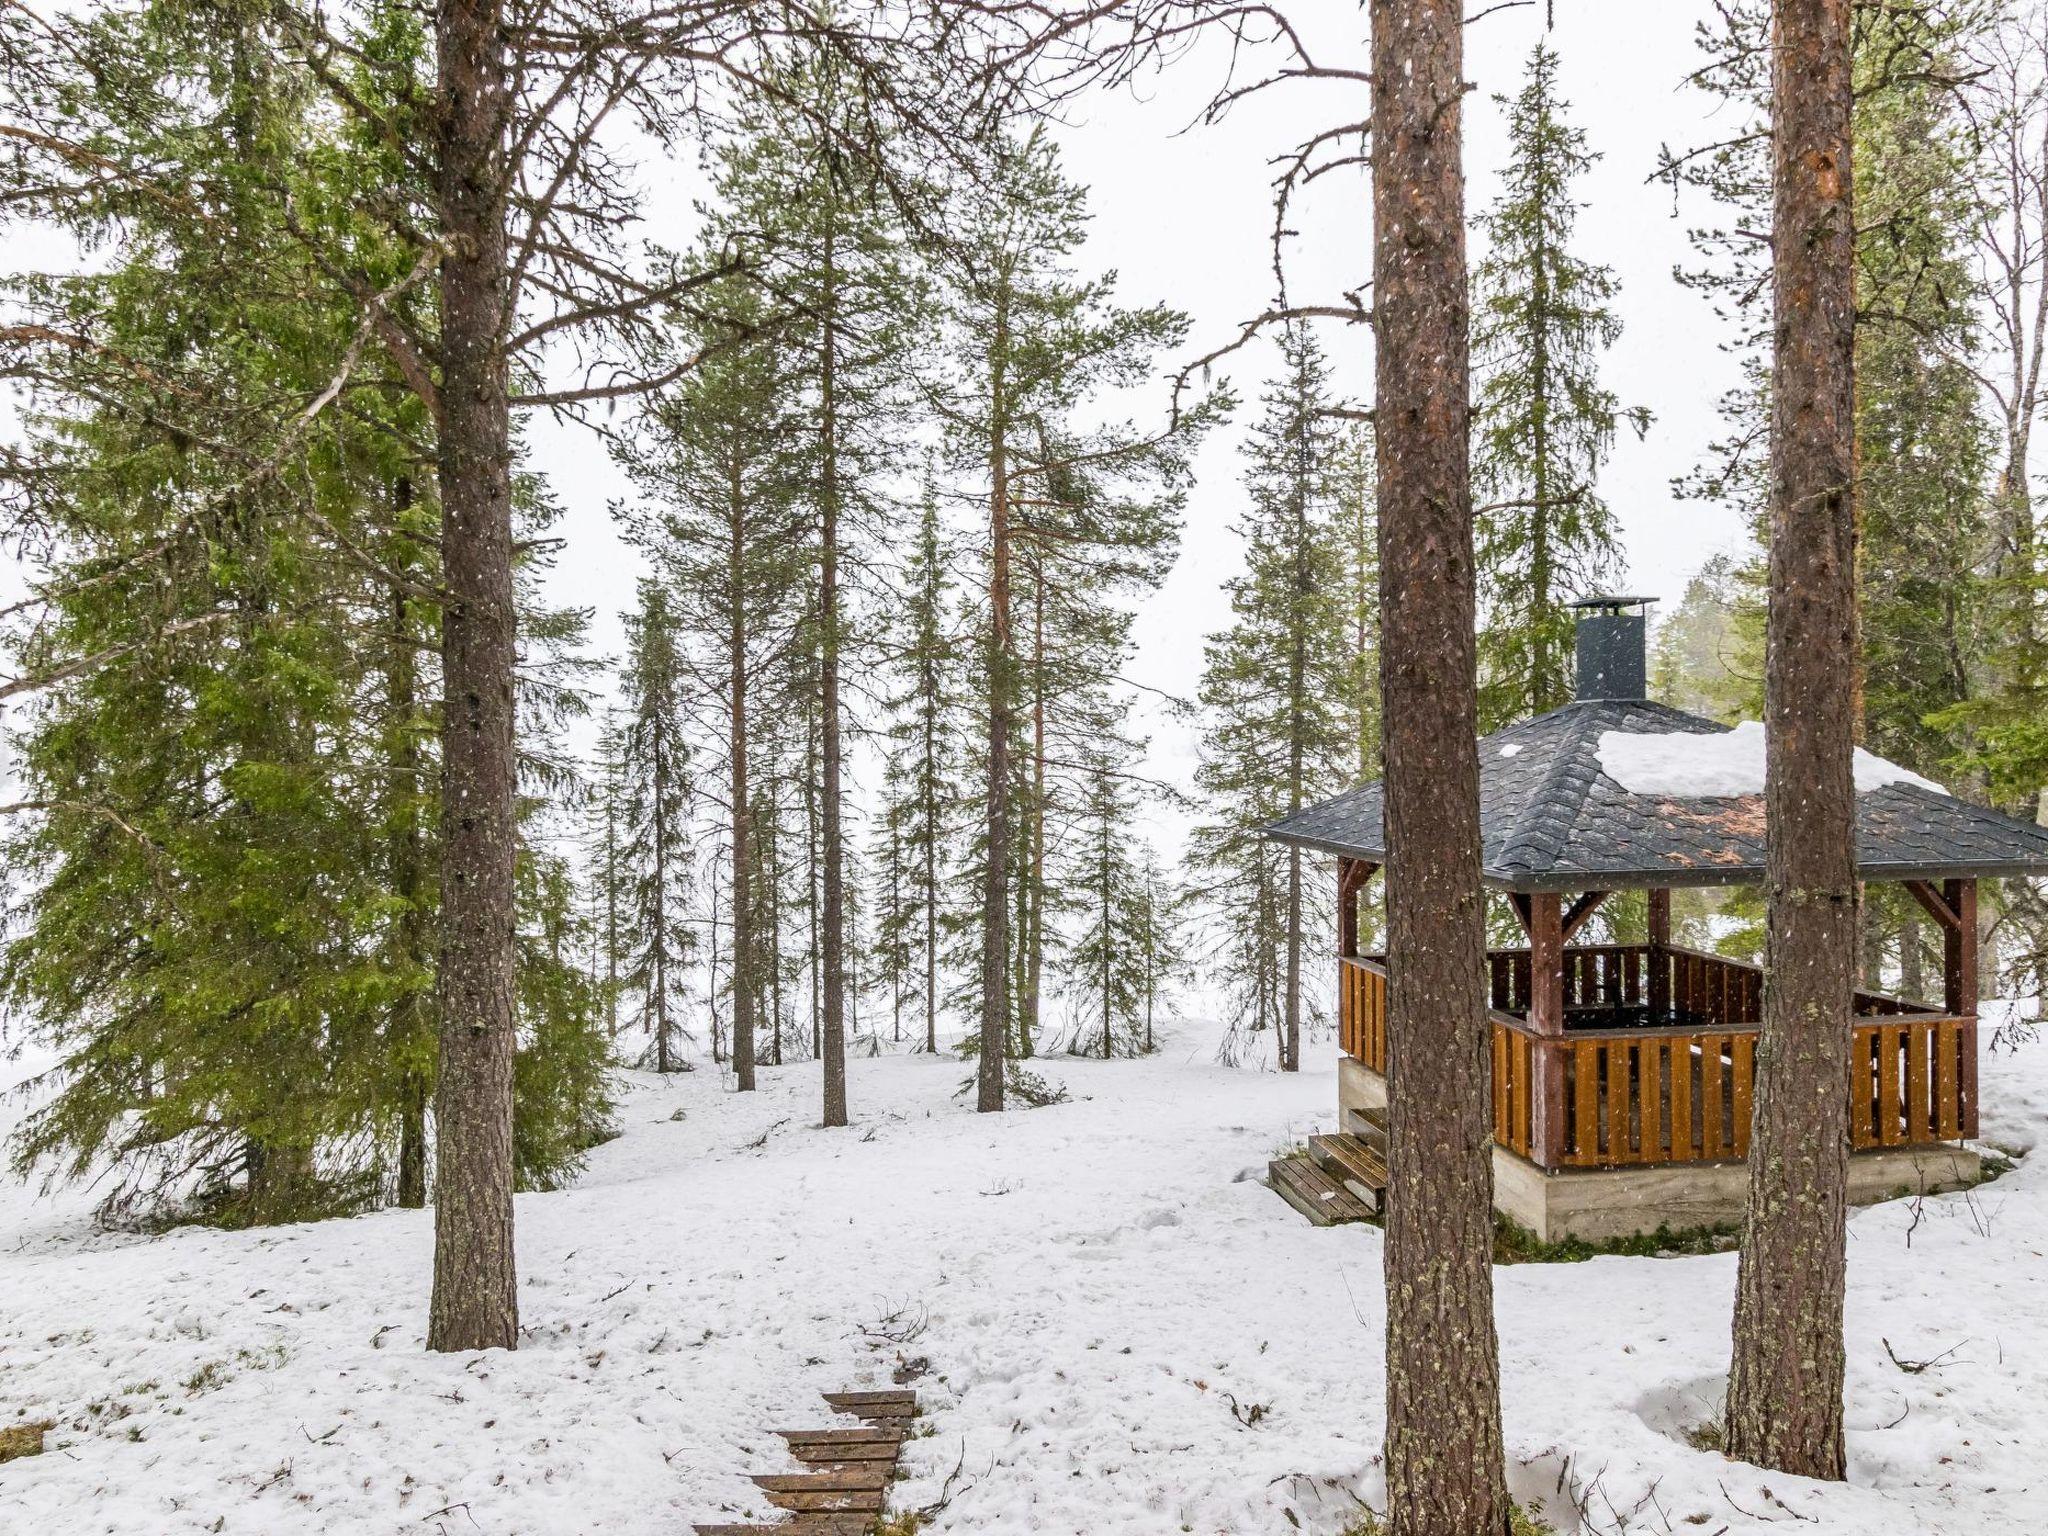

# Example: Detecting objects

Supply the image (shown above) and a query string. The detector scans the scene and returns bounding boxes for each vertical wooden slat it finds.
[1878,1024,1902,1146]
[1573,1041,1597,1166]
[1700,1032,1724,1157]
[1630,1040,1662,1163]
[1935,1019,1960,1140]
[1515,1034,1533,1157]
[1499,1028,1515,1146]
[1959,1018,1980,1139]
[1670,1038,1694,1161]
[1731,1035,1754,1158]
[1848,1026,1874,1148]
[1905,1022,1930,1144]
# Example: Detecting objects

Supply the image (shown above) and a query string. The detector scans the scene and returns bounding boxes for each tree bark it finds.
[427,0,521,1355]
[1725,0,1856,1480]
[1370,2,1512,1532]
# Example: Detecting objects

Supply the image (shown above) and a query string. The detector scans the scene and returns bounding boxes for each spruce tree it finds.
[1472,42,1644,729]
[618,581,695,1073]
[618,280,802,1092]
[1189,325,1356,1071]
[872,484,967,1054]
[1064,752,1155,1059]
[583,709,630,1040]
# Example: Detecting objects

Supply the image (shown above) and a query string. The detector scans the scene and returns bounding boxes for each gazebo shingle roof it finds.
[1267,698,2048,892]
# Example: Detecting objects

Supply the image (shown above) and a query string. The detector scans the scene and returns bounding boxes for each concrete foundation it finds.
[1338,1054,1982,1245]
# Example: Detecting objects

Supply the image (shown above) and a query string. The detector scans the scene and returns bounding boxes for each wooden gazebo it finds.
[1268,599,2048,1240]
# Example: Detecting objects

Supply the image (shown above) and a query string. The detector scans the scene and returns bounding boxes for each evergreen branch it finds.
[0,608,241,704]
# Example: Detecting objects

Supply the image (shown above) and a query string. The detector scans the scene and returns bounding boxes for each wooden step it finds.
[779,1427,907,1447]
[1344,1101,1388,1153]
[1268,1153,1376,1226]
[787,1440,901,1464]
[760,1486,886,1514]
[753,1467,892,1494]
[1308,1133,1387,1210]
[821,1389,917,1422]
[695,1519,875,1536]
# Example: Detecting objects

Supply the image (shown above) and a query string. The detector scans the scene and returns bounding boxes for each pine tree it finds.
[1371,1,1512,1529]
[1189,325,1357,1071]
[1472,42,1645,729]
[712,47,922,1127]
[618,581,695,1074]
[1726,0,1858,1480]
[939,125,1220,1108]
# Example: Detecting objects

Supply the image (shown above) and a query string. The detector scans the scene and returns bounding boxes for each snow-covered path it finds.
[2,1022,2044,1535]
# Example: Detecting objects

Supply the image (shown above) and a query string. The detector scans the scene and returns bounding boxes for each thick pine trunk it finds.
[1370,2,1512,1531]
[1725,0,1857,1479]
[427,0,520,1355]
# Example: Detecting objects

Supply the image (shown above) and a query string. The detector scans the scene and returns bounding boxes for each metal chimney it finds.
[1570,595,1653,702]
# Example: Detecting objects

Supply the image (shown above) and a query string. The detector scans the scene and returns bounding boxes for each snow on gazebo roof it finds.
[1266,698,2048,893]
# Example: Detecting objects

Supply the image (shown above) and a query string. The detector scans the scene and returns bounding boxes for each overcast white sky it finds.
[526,1,1753,807]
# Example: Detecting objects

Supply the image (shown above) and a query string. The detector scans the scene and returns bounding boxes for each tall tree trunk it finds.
[651,723,671,1074]
[1370,2,1511,1531]
[1284,444,1309,1074]
[730,468,757,1093]
[1725,0,1856,1481]
[977,296,1013,1113]
[923,702,940,1055]
[819,232,849,1126]
[1022,574,1046,1058]
[428,0,520,1355]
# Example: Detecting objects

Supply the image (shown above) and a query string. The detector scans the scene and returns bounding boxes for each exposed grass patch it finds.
[1682,1418,1725,1453]
[0,1420,54,1464]
[1491,1214,1740,1265]
[1339,1501,1553,1535]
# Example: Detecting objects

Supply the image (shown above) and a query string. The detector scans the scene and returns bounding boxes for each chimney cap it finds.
[1568,594,1656,613]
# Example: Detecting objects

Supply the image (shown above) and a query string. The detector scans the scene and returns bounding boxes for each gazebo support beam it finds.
[1336,858,1378,960]
[1940,878,1977,1017]
[1647,888,1672,1019]
[1527,893,1567,1165]
[1561,890,1610,943]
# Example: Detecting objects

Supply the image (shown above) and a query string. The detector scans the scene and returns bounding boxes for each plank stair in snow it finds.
[1343,1100,1388,1154]
[1267,1151,1377,1226]
[692,1389,918,1536]
[1307,1132,1387,1212]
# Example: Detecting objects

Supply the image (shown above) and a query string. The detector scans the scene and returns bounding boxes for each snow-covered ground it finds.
[3,1017,2045,1536]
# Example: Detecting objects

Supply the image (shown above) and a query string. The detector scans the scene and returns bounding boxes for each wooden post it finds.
[1336,859,1376,960]
[1941,877,1977,1015]
[1647,887,1672,1020]
[1944,877,1979,1137]
[1528,892,1566,1166]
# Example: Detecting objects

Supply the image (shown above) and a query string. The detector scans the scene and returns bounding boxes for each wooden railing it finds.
[1343,950,1975,1170]
[1340,955,1387,1072]
[1483,942,1940,1027]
